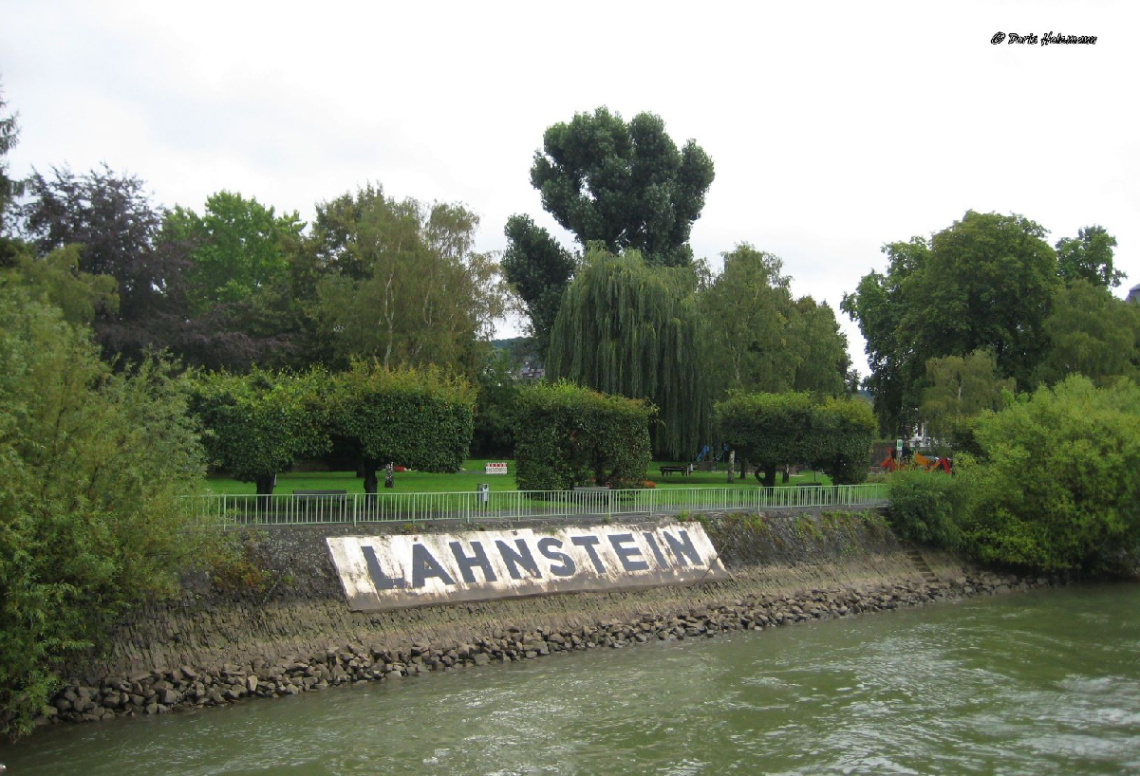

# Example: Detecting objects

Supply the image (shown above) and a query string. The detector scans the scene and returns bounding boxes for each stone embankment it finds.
[41,510,1052,725]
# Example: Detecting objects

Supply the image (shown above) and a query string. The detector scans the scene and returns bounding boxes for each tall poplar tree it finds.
[504,107,714,360]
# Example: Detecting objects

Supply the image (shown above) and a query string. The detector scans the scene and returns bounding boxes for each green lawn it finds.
[203,459,834,495]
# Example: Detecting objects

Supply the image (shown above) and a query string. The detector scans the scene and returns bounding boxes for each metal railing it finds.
[194,483,890,528]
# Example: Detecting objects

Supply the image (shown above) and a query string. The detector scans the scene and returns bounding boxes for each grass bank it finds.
[203,460,836,494]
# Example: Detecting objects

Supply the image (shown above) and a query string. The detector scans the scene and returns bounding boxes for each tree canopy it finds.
[958,376,1140,573]
[920,349,1014,444]
[0,88,19,234]
[311,185,506,377]
[1055,225,1122,288]
[162,190,304,313]
[190,368,328,495]
[326,361,475,493]
[1033,279,1140,387]
[530,107,715,268]
[500,214,575,359]
[843,211,1063,434]
[503,107,715,360]
[20,165,169,321]
[546,247,709,458]
[700,245,849,400]
[715,392,874,486]
[514,381,652,490]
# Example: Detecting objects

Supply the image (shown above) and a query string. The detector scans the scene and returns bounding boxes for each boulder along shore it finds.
[43,509,1055,725]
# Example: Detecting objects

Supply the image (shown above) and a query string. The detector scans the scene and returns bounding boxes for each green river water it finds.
[1,583,1138,775]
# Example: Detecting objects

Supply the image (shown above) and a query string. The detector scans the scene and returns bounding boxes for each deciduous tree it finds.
[699,245,798,394]
[311,185,506,376]
[1033,279,1140,386]
[1055,225,1122,288]
[190,369,329,495]
[326,362,475,493]
[162,190,303,313]
[546,247,709,458]
[715,392,815,487]
[0,87,19,234]
[530,107,715,267]
[957,376,1140,573]
[920,349,1014,443]
[514,381,652,490]
[500,214,575,359]
[844,212,1060,433]
[20,165,168,320]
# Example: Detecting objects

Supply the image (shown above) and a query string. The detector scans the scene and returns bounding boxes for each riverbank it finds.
[41,509,1054,726]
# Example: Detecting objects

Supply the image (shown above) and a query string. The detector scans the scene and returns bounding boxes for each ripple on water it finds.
[2,585,1139,775]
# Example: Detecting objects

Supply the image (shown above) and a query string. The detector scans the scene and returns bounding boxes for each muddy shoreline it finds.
[41,509,1052,726]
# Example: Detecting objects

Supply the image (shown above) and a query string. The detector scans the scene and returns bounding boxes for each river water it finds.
[2,584,1138,775]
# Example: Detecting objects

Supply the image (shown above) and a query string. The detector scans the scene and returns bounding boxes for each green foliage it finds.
[0,87,19,231]
[310,185,506,377]
[957,376,1140,574]
[501,215,576,360]
[530,107,715,267]
[20,165,166,321]
[1055,225,1122,288]
[814,396,877,484]
[190,368,329,494]
[921,349,1014,443]
[162,190,304,314]
[885,468,966,548]
[0,244,119,325]
[699,245,796,392]
[327,361,475,491]
[844,211,1060,434]
[716,392,874,486]
[840,237,926,435]
[698,245,850,398]
[0,288,206,736]
[471,348,522,459]
[789,296,850,397]
[1033,280,1140,387]
[514,381,651,490]
[716,392,814,486]
[547,247,708,458]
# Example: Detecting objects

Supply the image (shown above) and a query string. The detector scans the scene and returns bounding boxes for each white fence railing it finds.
[194,484,889,528]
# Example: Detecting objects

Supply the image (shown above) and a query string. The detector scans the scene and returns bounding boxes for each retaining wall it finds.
[43,509,1049,725]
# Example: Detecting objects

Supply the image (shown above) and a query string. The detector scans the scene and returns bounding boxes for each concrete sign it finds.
[327,523,729,611]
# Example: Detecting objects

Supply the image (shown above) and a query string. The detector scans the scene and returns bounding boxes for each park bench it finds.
[659,465,690,477]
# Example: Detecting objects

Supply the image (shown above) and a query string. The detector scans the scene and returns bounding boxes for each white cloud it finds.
[3,0,1137,371]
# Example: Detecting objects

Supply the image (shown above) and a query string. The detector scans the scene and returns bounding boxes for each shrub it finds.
[958,376,1140,574]
[0,288,207,736]
[716,392,875,486]
[514,381,652,490]
[327,361,476,492]
[886,467,966,548]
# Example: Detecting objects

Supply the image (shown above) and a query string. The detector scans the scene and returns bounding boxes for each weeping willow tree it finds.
[546,247,709,458]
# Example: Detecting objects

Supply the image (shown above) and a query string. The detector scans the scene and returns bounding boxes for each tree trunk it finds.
[782,465,791,484]
[363,459,379,495]
[255,473,276,511]
[759,464,777,488]
[739,459,748,481]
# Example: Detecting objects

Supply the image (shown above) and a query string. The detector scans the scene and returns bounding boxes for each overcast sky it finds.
[3,1,1137,376]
